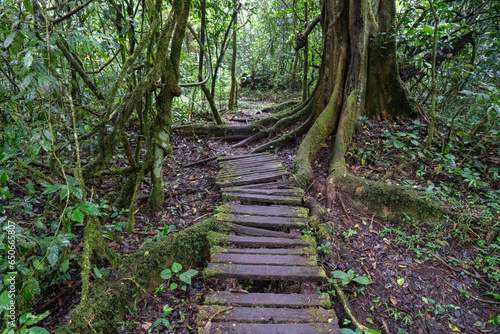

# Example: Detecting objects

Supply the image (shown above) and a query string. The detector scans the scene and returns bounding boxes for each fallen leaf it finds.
[449,323,461,332]
[390,296,397,305]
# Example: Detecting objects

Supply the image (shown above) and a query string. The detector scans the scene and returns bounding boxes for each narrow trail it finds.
[198,152,341,333]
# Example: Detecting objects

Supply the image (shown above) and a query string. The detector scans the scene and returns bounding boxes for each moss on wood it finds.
[56,217,217,334]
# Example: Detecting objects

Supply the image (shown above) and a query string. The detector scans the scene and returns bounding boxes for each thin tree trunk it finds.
[425,0,439,150]
[302,1,309,101]
[228,1,238,111]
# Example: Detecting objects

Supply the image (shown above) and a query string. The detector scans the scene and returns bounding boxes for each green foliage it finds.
[160,262,199,291]
[331,269,371,286]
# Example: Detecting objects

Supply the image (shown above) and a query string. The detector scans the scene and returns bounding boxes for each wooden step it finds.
[198,306,336,323]
[218,157,277,166]
[200,322,340,333]
[225,247,308,255]
[204,263,326,281]
[217,213,307,230]
[218,222,298,238]
[221,187,305,197]
[205,292,331,308]
[217,167,287,179]
[211,253,316,266]
[224,236,309,248]
[217,153,272,161]
[219,203,309,218]
[216,172,289,187]
[222,192,302,206]
[219,160,282,170]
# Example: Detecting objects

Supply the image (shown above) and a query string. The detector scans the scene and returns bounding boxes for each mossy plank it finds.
[217,153,272,161]
[211,253,316,266]
[221,187,305,197]
[217,166,287,178]
[205,263,326,281]
[218,222,298,239]
[200,322,340,333]
[205,292,331,308]
[227,235,308,248]
[222,192,302,206]
[198,306,336,323]
[225,247,307,255]
[216,172,289,187]
[220,203,309,218]
[217,213,307,230]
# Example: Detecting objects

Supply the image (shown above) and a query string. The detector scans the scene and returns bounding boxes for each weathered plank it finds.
[200,323,341,334]
[217,169,289,180]
[205,263,326,281]
[217,166,287,179]
[217,153,272,161]
[216,172,288,187]
[218,222,298,238]
[225,247,308,255]
[221,187,305,197]
[226,236,309,248]
[219,159,282,169]
[198,306,336,323]
[220,203,309,218]
[204,292,331,308]
[211,253,315,266]
[222,192,302,206]
[217,213,307,230]
[218,156,277,165]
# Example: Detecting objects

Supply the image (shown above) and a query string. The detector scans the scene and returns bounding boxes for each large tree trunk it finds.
[294,0,413,188]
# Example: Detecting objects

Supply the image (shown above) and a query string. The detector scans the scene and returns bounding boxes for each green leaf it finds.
[171,262,182,273]
[69,186,83,200]
[0,290,10,313]
[0,171,9,185]
[160,269,172,280]
[48,246,59,266]
[332,270,348,280]
[353,276,371,285]
[42,184,63,195]
[347,269,355,280]
[340,329,356,334]
[365,329,381,334]
[59,187,69,201]
[59,255,70,273]
[24,51,33,69]
[76,202,100,216]
[71,208,84,223]
[29,327,50,334]
[4,32,16,48]
[179,272,192,285]
[93,267,102,279]
[393,140,404,149]
[184,269,198,277]
[170,282,178,290]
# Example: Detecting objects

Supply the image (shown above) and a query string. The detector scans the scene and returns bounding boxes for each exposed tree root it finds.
[56,217,217,334]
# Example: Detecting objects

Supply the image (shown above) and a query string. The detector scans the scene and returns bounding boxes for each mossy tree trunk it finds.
[294,0,413,189]
[228,0,238,111]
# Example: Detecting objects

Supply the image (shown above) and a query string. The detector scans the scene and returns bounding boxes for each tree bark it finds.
[228,1,238,111]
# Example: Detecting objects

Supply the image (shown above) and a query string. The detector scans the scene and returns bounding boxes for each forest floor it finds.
[38,89,499,333]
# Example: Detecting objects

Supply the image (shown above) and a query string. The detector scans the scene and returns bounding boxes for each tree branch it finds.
[294,14,321,51]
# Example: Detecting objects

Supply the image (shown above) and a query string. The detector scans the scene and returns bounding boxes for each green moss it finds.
[197,305,229,322]
[319,293,332,309]
[333,172,448,223]
[57,217,217,334]
[306,308,336,322]
[316,225,329,241]
[207,231,231,246]
[210,245,227,257]
[293,207,309,218]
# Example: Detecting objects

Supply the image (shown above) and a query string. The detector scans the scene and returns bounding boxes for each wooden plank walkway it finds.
[200,153,341,333]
